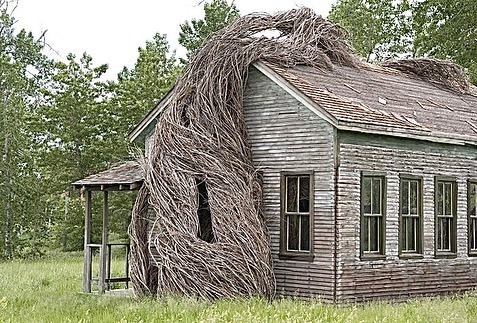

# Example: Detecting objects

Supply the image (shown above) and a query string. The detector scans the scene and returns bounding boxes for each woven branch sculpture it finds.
[128,7,471,300]
[128,8,359,300]
[382,58,472,94]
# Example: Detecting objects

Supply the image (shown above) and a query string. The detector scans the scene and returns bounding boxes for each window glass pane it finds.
[372,178,382,215]
[437,218,442,250]
[401,180,409,215]
[401,217,407,250]
[363,177,371,214]
[437,182,443,215]
[363,216,369,251]
[299,176,310,213]
[406,217,416,252]
[444,183,452,216]
[446,218,452,250]
[371,216,380,252]
[366,216,379,252]
[471,218,477,251]
[470,183,476,216]
[286,177,297,213]
[438,218,451,251]
[410,181,418,215]
[287,214,299,250]
[413,219,418,251]
[442,218,449,250]
[300,215,310,251]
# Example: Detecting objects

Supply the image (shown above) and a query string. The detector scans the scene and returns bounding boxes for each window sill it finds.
[360,254,386,261]
[434,252,457,259]
[468,252,477,257]
[399,253,423,260]
[278,252,314,262]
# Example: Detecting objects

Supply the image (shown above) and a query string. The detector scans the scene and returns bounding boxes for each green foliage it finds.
[113,33,180,137]
[37,54,112,185]
[329,0,413,61]
[0,2,52,258]
[413,0,477,83]
[329,0,476,84]
[33,53,114,251]
[0,5,178,257]
[29,33,179,253]
[178,0,239,59]
[1,254,477,322]
[37,53,111,185]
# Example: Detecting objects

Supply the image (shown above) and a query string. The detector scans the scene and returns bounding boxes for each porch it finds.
[73,161,143,294]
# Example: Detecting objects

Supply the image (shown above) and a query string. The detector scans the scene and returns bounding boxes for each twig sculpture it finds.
[128,7,473,301]
[128,8,359,300]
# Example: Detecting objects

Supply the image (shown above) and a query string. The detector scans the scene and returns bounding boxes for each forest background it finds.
[0,0,475,258]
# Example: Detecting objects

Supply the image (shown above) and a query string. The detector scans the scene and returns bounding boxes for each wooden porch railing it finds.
[83,242,130,293]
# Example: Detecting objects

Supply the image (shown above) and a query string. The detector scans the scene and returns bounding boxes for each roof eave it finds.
[73,181,143,192]
[339,123,477,146]
[128,88,175,143]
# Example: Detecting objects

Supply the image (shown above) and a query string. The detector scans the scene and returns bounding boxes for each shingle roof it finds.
[262,61,477,145]
[73,161,143,190]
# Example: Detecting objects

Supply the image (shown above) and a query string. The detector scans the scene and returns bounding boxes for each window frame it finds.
[434,177,457,258]
[468,180,477,256]
[279,171,314,261]
[360,173,386,260]
[399,175,424,258]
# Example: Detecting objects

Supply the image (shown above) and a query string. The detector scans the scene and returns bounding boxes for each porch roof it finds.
[73,161,144,191]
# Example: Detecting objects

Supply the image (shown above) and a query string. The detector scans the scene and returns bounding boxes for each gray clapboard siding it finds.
[243,66,336,300]
[336,131,477,302]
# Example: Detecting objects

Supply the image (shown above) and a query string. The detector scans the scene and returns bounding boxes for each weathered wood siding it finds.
[144,129,155,158]
[243,67,336,300]
[337,131,477,302]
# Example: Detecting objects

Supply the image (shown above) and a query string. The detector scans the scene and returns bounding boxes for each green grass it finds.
[0,254,476,322]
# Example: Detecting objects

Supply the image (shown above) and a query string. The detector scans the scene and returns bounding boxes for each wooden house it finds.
[128,59,477,302]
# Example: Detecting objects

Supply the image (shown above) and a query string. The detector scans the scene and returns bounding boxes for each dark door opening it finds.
[196,178,215,243]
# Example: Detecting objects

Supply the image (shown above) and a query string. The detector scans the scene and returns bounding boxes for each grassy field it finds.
[0,253,476,322]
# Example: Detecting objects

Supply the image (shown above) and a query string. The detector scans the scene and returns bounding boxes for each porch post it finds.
[99,190,109,294]
[83,190,92,293]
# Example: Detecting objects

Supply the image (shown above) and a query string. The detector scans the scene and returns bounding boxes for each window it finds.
[281,173,313,255]
[400,177,422,256]
[435,179,457,255]
[469,181,477,255]
[361,175,386,257]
